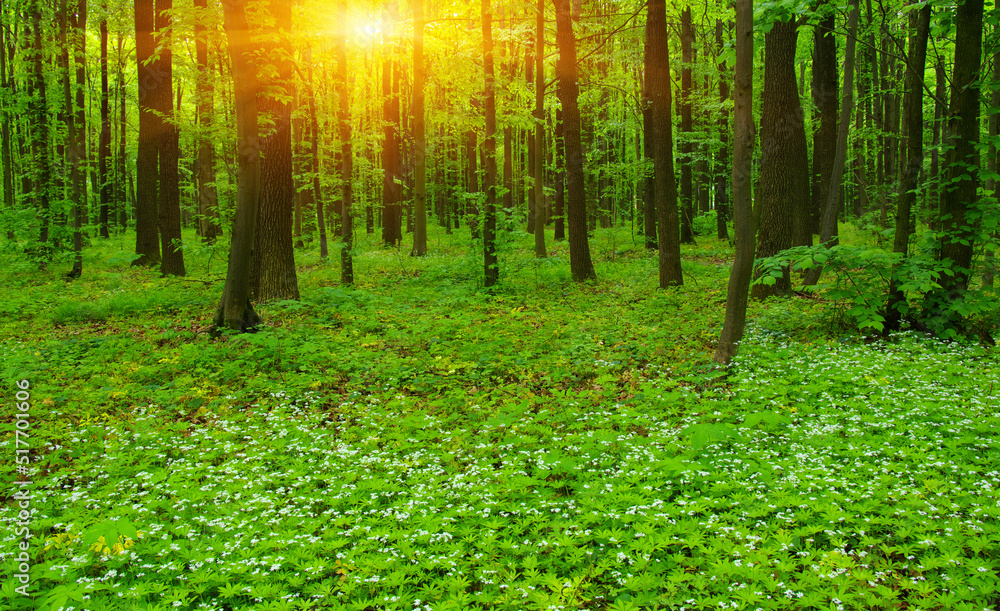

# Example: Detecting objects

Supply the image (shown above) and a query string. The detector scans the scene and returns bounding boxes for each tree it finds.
[937,0,983,294]
[99,11,112,239]
[811,8,837,236]
[751,17,808,299]
[803,0,859,288]
[883,3,930,331]
[214,0,261,331]
[382,1,403,247]
[154,0,185,277]
[553,0,595,282]
[411,0,427,256]
[336,0,355,285]
[714,0,754,365]
[133,0,160,267]
[250,0,298,301]
[67,0,87,278]
[531,0,546,259]
[714,20,730,242]
[482,0,499,287]
[647,0,681,287]
[194,0,221,243]
[29,1,52,248]
[678,7,694,245]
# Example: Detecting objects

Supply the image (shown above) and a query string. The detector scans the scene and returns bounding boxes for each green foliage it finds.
[1,227,998,611]
[753,242,999,338]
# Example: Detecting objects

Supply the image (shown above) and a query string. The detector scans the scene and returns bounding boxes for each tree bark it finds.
[803,0,859,288]
[411,0,427,256]
[134,0,160,266]
[937,0,983,293]
[154,0,185,276]
[679,8,694,244]
[553,0,595,281]
[715,20,730,242]
[195,0,221,243]
[714,0,755,365]
[68,0,87,277]
[98,14,111,239]
[250,0,297,300]
[482,0,499,287]
[648,0,681,286]
[532,0,547,258]
[381,4,403,246]
[751,18,809,299]
[884,4,930,331]
[336,0,355,285]
[215,0,261,331]
[811,10,837,236]
[641,21,656,249]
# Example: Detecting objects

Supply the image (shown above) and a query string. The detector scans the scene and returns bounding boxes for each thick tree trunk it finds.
[679,8,694,244]
[249,0,298,299]
[553,107,565,241]
[215,0,261,331]
[553,0,595,281]
[985,51,999,289]
[751,19,809,299]
[411,0,427,256]
[714,0,755,365]
[154,0,185,276]
[336,0,354,285]
[482,0,499,287]
[648,0,681,286]
[811,11,837,236]
[937,0,983,293]
[134,0,160,266]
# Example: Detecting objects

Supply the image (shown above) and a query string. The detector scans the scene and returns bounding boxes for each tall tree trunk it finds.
[641,23,656,249]
[411,0,427,256]
[553,107,565,240]
[984,51,999,289]
[154,0,185,276]
[215,0,261,331]
[553,0,595,281]
[715,20,730,242]
[68,0,87,278]
[532,0,547,258]
[306,47,327,259]
[482,0,499,287]
[336,1,354,284]
[679,8,694,244]
[98,13,111,239]
[751,19,809,298]
[804,0,859,288]
[648,0,681,286]
[937,0,983,294]
[134,0,160,266]
[714,0,755,365]
[884,4,930,331]
[30,2,51,247]
[195,0,221,243]
[250,0,297,299]
[117,32,128,230]
[811,10,837,236]
[381,5,403,246]
[0,13,12,225]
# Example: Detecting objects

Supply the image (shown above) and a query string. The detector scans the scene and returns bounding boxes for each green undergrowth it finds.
[1,225,998,611]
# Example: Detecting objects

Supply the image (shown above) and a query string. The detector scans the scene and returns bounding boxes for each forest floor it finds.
[1,222,998,611]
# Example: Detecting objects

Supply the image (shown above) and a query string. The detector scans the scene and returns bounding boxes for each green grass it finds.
[1,223,998,611]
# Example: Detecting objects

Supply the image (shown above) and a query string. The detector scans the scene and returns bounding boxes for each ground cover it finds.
[1,225,998,611]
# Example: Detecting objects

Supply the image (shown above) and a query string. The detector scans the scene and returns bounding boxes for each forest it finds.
[1,0,999,609]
